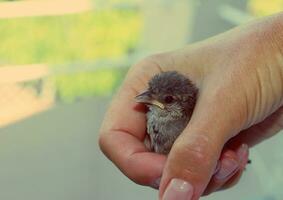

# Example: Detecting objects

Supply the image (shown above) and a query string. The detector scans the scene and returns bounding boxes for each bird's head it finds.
[135,71,198,118]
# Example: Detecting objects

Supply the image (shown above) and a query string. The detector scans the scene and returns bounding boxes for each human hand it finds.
[99,12,283,200]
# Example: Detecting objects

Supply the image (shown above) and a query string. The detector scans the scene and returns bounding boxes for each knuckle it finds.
[98,134,153,187]
[179,143,208,163]
[176,134,215,163]
[132,53,166,71]
[128,55,164,85]
[132,55,155,68]
[169,134,217,178]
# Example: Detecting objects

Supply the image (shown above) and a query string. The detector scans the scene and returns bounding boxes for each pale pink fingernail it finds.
[213,161,221,174]
[150,177,161,189]
[237,144,249,165]
[214,158,238,180]
[162,178,193,200]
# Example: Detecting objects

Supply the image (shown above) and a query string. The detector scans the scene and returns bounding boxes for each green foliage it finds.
[0,10,141,64]
[0,9,141,101]
[54,68,127,102]
[248,0,283,16]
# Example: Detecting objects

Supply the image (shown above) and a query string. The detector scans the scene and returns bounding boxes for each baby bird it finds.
[135,71,198,154]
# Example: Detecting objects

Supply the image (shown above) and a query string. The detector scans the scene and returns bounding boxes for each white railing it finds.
[0,0,93,19]
[0,64,49,83]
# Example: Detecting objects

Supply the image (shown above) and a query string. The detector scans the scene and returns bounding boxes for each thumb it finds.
[159,86,244,200]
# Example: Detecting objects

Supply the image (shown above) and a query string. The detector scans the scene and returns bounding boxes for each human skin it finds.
[99,12,283,200]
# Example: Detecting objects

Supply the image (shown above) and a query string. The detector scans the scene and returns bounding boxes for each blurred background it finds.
[0,0,282,199]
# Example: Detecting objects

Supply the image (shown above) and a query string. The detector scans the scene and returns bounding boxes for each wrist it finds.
[265,12,283,65]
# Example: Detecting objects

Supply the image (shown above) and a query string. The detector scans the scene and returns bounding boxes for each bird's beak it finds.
[135,90,165,109]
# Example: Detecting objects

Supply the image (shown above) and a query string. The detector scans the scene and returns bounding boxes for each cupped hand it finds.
[99,12,283,200]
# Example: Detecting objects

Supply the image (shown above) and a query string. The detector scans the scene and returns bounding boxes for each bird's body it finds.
[136,71,198,154]
[146,106,190,154]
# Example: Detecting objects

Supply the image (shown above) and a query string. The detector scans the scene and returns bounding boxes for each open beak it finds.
[135,90,165,109]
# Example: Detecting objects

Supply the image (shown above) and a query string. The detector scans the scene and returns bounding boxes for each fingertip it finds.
[150,177,161,189]
[203,144,250,195]
[161,179,194,200]
[236,143,249,169]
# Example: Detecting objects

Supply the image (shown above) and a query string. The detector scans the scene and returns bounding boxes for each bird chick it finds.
[135,71,198,154]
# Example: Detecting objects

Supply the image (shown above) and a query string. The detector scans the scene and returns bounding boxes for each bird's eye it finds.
[164,95,174,103]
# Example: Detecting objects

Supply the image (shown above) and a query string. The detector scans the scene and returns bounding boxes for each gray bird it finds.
[135,71,198,154]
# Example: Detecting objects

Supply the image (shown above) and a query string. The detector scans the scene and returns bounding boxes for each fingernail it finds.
[213,161,221,175]
[150,177,161,189]
[237,144,249,165]
[163,178,193,200]
[214,158,239,180]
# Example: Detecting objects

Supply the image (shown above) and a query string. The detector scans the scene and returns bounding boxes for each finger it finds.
[226,106,283,148]
[159,81,245,200]
[99,63,165,186]
[219,169,243,191]
[100,74,149,142]
[100,58,164,142]
[203,144,249,195]
[204,150,240,195]
[99,131,166,186]
[220,144,250,191]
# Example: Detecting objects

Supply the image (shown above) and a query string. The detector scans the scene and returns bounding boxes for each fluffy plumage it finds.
[135,71,198,154]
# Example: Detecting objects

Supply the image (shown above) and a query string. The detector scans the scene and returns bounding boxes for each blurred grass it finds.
[0,10,141,64]
[0,8,141,102]
[54,68,127,102]
[248,0,283,16]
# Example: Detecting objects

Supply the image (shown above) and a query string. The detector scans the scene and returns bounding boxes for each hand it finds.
[99,12,283,200]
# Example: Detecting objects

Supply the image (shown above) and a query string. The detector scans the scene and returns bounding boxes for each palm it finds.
[100,56,209,186]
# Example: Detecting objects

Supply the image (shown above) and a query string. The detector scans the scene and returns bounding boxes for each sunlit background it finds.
[0,0,282,200]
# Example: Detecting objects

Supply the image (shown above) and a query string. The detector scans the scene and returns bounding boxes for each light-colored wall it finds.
[141,0,196,53]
